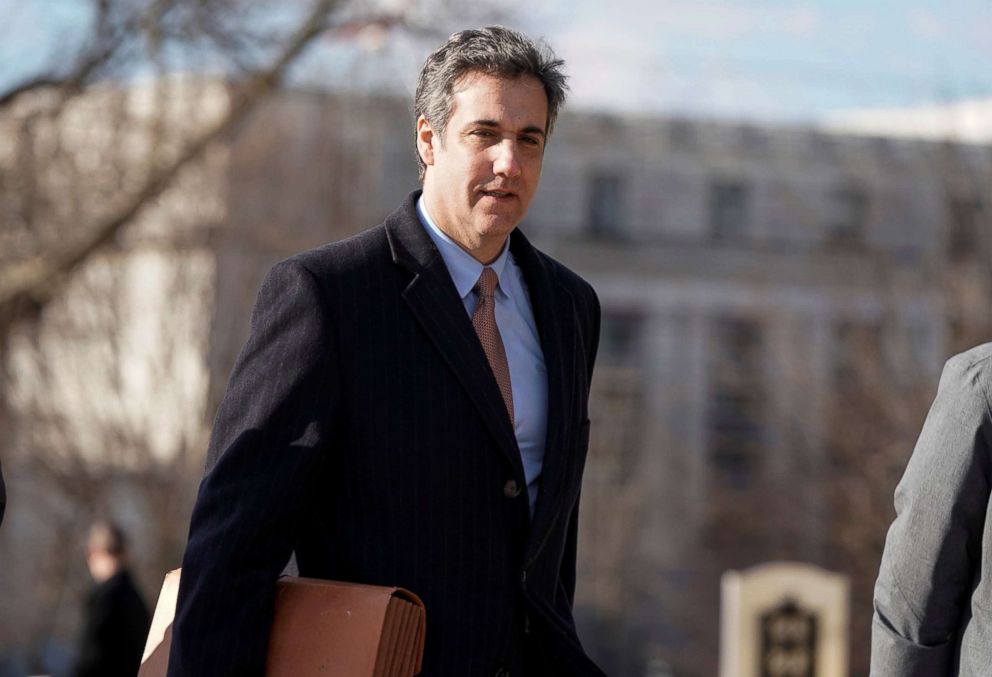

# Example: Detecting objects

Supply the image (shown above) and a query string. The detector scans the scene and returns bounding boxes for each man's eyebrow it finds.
[469,119,546,137]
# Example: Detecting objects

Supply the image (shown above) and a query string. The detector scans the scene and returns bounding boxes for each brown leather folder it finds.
[138,569,426,677]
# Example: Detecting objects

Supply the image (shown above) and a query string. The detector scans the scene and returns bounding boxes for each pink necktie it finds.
[472,267,514,423]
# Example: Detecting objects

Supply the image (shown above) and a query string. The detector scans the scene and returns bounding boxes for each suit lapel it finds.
[385,194,580,551]
[385,194,524,479]
[510,229,578,554]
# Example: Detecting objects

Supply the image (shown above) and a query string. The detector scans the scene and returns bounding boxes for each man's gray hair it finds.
[414,26,569,180]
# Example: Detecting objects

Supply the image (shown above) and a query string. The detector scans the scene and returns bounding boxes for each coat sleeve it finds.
[169,259,339,677]
[870,351,992,676]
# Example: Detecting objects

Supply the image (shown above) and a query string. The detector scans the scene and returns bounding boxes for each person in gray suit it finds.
[872,343,992,675]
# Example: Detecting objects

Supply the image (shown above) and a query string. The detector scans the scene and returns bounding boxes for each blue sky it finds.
[516,0,992,120]
[3,0,991,123]
[1,1,91,83]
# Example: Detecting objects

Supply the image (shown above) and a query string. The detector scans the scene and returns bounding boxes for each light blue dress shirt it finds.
[417,196,549,515]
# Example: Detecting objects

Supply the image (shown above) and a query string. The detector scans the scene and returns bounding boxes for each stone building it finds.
[3,82,989,675]
[527,114,984,675]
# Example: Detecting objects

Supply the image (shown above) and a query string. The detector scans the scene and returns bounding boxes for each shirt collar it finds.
[416,195,511,300]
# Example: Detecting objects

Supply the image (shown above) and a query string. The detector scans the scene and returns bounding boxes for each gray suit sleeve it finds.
[870,351,992,676]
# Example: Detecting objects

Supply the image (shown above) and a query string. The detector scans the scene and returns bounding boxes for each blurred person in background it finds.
[72,521,150,677]
[872,343,992,675]
[0,456,5,526]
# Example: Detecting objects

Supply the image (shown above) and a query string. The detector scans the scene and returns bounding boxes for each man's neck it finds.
[421,191,507,265]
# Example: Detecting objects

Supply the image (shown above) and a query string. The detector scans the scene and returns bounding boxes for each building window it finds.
[600,310,643,367]
[587,172,624,239]
[738,125,769,156]
[588,365,642,485]
[707,316,766,488]
[826,184,870,246]
[832,319,883,390]
[947,196,983,261]
[807,132,838,161]
[872,137,900,168]
[668,118,698,151]
[829,319,885,465]
[588,310,644,485]
[709,180,750,242]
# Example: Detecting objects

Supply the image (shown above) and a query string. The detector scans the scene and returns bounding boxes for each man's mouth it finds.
[480,189,516,199]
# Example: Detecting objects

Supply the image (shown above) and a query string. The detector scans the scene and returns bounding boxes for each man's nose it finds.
[492,139,522,178]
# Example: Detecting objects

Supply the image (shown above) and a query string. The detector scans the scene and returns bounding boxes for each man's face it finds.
[418,72,549,264]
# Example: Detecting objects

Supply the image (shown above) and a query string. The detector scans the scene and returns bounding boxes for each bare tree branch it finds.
[0,1,170,109]
[0,0,339,334]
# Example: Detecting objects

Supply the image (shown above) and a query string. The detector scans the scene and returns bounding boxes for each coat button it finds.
[503,479,521,498]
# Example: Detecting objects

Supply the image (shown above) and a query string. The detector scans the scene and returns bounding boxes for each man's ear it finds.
[416,115,436,167]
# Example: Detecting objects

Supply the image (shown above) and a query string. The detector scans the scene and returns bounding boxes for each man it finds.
[170,26,604,676]
[73,521,151,677]
[871,343,992,675]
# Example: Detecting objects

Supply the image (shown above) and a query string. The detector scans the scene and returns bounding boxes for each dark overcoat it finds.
[74,570,150,677]
[169,192,604,676]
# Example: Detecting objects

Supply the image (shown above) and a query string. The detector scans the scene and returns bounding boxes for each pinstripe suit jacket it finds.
[871,344,992,676]
[169,192,605,676]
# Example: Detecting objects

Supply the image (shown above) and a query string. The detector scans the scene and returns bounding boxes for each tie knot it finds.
[475,267,499,299]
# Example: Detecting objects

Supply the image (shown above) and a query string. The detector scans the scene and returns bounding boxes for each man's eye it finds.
[520,136,541,146]
[473,130,496,138]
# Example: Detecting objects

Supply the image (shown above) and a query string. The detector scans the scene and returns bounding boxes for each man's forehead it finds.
[447,72,548,128]
[451,70,545,94]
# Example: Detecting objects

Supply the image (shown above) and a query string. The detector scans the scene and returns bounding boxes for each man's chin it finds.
[475,205,526,231]
[477,217,521,240]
